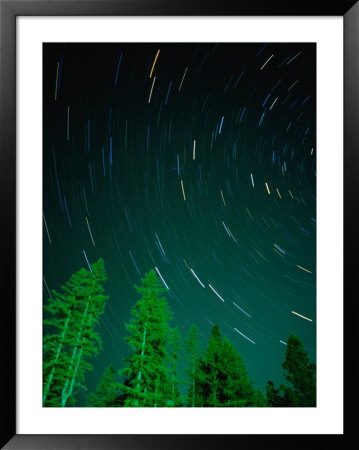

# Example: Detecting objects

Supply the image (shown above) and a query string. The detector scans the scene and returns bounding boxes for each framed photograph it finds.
[1,0,356,448]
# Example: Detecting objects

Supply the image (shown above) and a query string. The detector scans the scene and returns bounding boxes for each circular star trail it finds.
[43,43,316,405]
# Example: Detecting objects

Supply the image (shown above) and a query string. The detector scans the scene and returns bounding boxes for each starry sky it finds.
[43,42,316,405]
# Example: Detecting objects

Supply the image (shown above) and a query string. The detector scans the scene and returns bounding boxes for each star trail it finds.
[43,43,316,405]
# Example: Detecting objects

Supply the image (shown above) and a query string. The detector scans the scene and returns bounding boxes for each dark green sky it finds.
[43,43,316,405]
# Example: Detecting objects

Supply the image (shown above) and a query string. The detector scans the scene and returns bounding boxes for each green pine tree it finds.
[266,334,316,407]
[119,269,172,407]
[197,325,259,407]
[202,325,222,406]
[165,326,183,406]
[43,258,109,407]
[185,324,203,407]
[87,365,121,407]
[281,334,316,406]
[219,337,258,406]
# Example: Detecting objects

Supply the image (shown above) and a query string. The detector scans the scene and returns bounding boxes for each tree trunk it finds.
[43,309,72,405]
[67,345,83,401]
[61,301,89,407]
[134,319,147,406]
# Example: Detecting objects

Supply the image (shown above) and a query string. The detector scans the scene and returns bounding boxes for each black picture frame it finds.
[1,0,357,448]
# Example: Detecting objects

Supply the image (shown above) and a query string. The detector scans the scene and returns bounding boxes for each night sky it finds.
[43,42,316,405]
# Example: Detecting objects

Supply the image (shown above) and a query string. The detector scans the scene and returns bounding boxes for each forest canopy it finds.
[43,262,316,407]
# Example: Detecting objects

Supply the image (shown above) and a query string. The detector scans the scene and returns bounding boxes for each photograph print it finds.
[42,43,316,408]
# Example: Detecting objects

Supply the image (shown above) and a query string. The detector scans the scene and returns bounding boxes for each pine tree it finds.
[219,337,257,406]
[281,334,316,406]
[165,326,183,406]
[185,324,203,407]
[266,334,316,407]
[43,258,109,407]
[119,269,172,407]
[87,365,121,407]
[197,325,259,407]
[203,325,222,406]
